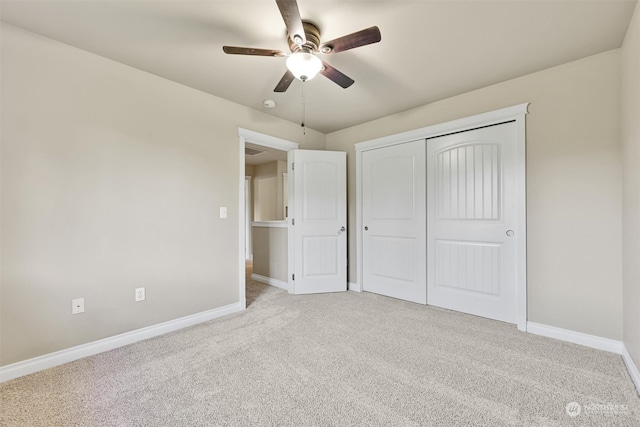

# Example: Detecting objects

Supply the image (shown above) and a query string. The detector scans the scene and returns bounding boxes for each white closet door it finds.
[362,140,426,304]
[427,122,518,323]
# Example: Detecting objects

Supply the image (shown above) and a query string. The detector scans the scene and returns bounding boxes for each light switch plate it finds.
[219,206,227,219]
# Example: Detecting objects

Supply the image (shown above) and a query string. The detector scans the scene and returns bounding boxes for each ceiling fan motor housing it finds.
[289,21,322,53]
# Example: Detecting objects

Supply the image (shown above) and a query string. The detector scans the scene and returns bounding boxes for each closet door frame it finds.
[355,103,529,331]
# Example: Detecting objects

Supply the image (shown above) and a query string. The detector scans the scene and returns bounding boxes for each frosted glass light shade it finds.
[286,52,322,81]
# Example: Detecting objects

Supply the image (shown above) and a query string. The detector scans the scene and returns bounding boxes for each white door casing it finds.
[427,122,518,324]
[289,149,347,294]
[361,140,427,304]
[244,176,252,260]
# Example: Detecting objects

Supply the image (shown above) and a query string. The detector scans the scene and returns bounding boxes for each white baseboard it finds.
[526,322,624,354]
[348,282,361,292]
[526,322,640,394]
[622,346,640,395]
[251,273,288,291]
[0,302,242,383]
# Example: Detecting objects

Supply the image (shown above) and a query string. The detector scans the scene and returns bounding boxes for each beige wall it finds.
[327,50,623,340]
[253,162,278,221]
[253,160,287,221]
[622,4,640,368]
[251,226,288,283]
[0,24,324,366]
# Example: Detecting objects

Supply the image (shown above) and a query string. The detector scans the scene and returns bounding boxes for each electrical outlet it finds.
[72,298,85,315]
[135,287,145,302]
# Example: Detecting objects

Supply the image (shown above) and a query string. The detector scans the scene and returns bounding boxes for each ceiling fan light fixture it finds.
[223,1,382,92]
[286,51,322,82]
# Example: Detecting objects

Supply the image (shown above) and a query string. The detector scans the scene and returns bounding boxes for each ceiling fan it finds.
[223,0,381,92]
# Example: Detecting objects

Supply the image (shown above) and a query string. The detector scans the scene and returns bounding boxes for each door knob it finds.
[338,226,346,234]
[506,230,514,237]
[364,226,369,231]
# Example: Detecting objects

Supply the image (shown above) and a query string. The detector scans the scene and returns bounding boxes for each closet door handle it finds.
[364,226,369,231]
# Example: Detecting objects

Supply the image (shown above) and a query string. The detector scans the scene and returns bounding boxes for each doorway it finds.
[239,129,298,309]
[246,142,289,291]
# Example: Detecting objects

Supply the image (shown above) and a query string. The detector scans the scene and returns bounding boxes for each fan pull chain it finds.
[301,81,306,136]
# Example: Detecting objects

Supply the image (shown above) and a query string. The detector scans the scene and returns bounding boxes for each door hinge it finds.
[292,218,295,225]
[291,162,295,171]
[292,274,295,281]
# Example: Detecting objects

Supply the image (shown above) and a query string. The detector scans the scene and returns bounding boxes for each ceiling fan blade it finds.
[274,70,295,92]
[223,46,286,57]
[319,26,381,54]
[275,0,306,45]
[320,62,354,89]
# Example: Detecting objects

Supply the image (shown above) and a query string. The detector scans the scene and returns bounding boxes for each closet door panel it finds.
[362,140,426,304]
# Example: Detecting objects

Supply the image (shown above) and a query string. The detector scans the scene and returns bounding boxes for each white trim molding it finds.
[239,135,247,309]
[622,346,640,394]
[251,273,289,290]
[238,128,300,152]
[0,303,242,383]
[527,322,640,394]
[354,103,530,152]
[526,322,624,354]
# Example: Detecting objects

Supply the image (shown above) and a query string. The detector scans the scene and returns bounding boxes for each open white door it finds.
[289,150,347,294]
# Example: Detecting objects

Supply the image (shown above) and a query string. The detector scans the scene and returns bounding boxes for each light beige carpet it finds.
[2,279,639,426]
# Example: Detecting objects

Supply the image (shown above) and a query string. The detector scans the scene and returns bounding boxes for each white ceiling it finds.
[1,0,636,134]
